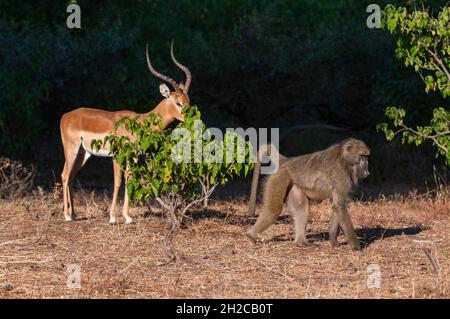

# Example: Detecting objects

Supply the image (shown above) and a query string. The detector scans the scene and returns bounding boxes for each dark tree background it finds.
[0,0,448,188]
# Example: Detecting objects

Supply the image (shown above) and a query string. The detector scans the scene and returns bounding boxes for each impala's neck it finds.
[145,99,177,130]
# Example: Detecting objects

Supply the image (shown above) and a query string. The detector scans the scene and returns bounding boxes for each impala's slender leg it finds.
[69,148,90,220]
[61,145,81,221]
[109,160,122,224]
[122,170,133,224]
[61,161,71,221]
[62,141,90,221]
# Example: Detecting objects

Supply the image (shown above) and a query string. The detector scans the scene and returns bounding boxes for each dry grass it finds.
[0,185,449,299]
[0,157,35,199]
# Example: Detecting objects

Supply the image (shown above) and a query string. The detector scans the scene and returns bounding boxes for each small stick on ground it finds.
[235,248,296,282]
[422,247,442,281]
[0,239,26,247]
[119,255,142,274]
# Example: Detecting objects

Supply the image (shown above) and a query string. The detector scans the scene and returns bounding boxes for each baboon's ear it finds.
[159,84,171,99]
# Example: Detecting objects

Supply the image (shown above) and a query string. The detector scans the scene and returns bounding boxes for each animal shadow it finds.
[356,226,429,248]
[142,208,289,227]
[73,216,92,221]
[142,208,229,220]
[270,226,429,249]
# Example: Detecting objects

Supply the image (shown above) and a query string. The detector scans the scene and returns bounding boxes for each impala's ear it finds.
[159,84,171,99]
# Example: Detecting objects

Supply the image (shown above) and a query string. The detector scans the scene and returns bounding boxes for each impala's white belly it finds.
[81,137,112,157]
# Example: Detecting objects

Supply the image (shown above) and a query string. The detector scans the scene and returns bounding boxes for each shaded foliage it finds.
[378,5,450,165]
[0,0,448,184]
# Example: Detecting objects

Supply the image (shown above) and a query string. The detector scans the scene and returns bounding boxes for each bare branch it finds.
[422,247,442,281]
[426,47,450,83]
[155,196,171,210]
[394,125,448,154]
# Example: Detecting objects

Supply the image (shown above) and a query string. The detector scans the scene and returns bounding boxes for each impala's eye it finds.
[176,102,183,108]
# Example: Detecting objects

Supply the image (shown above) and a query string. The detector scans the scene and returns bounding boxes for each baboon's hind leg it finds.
[287,185,310,245]
[247,211,278,243]
[247,172,290,243]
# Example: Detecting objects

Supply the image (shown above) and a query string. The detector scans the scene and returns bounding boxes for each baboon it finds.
[248,124,350,217]
[247,138,370,250]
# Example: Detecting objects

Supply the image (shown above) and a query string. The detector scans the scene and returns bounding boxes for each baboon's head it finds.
[340,138,371,179]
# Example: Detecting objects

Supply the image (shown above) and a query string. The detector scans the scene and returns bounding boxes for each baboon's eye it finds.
[360,155,369,165]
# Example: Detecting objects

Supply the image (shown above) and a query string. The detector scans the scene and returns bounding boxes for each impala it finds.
[60,42,191,224]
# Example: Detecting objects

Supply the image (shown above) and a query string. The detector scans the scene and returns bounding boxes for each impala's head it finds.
[158,83,190,121]
[146,41,191,122]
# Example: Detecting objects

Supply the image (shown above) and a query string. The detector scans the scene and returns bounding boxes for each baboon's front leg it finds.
[328,212,341,247]
[332,193,360,250]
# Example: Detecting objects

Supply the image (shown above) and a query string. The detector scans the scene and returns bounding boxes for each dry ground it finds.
[0,185,449,299]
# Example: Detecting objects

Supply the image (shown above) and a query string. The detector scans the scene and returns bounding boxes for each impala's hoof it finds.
[65,216,74,222]
[125,218,134,225]
[109,218,116,225]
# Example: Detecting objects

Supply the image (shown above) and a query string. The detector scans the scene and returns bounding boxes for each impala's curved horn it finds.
[170,40,192,94]
[146,43,181,94]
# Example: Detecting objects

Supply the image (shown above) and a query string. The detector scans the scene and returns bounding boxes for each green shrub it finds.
[94,106,253,260]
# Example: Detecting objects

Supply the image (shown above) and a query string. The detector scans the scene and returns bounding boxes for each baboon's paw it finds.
[350,241,362,251]
[330,240,339,247]
[246,232,258,244]
[293,239,312,247]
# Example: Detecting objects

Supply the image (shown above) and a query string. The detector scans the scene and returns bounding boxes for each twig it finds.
[118,255,142,274]
[155,197,171,210]
[0,221,11,232]
[235,248,296,282]
[422,247,442,281]
[0,257,53,264]
[426,47,450,83]
[0,239,25,247]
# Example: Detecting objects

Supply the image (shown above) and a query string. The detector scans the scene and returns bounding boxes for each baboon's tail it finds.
[247,144,287,216]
